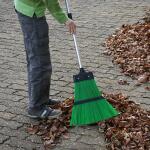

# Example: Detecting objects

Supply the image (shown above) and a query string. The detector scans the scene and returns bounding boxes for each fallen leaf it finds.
[105,22,150,84]
[137,74,149,83]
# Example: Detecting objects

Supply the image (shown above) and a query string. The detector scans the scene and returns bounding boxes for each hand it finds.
[65,19,76,34]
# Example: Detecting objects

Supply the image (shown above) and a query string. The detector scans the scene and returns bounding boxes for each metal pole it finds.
[65,0,82,68]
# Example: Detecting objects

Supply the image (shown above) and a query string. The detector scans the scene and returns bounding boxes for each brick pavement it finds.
[0,0,150,149]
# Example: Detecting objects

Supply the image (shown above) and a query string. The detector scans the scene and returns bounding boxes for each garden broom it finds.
[65,0,119,126]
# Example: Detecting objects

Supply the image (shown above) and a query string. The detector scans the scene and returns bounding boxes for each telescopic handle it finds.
[65,0,82,69]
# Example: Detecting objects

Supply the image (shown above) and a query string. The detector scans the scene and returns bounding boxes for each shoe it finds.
[28,106,62,119]
[45,99,61,106]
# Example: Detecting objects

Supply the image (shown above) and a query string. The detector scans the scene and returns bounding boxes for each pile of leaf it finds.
[105,23,150,83]
[27,94,150,149]
[27,98,73,149]
[99,93,150,150]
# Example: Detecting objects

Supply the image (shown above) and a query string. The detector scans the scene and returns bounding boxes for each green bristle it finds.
[70,79,119,126]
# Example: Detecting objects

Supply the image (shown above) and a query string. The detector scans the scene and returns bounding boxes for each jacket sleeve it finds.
[43,0,69,24]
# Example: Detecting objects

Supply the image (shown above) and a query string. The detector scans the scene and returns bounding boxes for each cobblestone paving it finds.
[0,0,150,149]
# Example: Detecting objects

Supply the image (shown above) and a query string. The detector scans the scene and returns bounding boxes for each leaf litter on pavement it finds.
[27,94,150,150]
[105,22,150,85]
[27,98,73,149]
[100,93,150,150]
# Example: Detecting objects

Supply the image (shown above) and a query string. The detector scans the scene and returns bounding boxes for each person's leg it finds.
[17,12,51,109]
[16,11,61,118]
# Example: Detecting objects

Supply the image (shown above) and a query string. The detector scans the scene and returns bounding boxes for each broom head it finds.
[70,68,119,126]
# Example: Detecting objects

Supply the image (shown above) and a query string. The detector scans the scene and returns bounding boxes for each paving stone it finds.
[12,114,30,123]
[60,140,101,150]
[61,132,81,142]
[0,93,24,102]
[0,82,10,88]
[0,0,150,149]
[80,135,105,146]
[0,118,23,129]
[0,104,8,111]
[26,135,42,144]
[49,89,61,96]
[0,133,9,144]
[5,137,41,149]
[53,147,70,150]
[13,90,28,97]
[0,144,16,150]
[0,87,16,95]
[0,127,29,140]
[2,100,27,109]
[16,148,26,150]
[6,105,27,115]
[140,104,150,110]
[51,86,73,95]
[0,112,16,120]
[130,96,150,105]
[4,78,27,85]
[8,83,27,90]
[69,126,100,137]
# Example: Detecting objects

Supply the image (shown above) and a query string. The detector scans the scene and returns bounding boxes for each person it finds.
[14,0,76,119]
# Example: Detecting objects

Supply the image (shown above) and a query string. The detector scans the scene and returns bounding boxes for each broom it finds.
[65,0,120,126]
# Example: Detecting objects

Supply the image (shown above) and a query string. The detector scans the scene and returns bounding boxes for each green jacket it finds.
[14,0,69,24]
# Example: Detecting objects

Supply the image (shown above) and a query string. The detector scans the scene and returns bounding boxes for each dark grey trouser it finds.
[16,11,52,110]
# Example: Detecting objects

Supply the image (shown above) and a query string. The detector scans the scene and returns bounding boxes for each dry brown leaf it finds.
[26,94,150,150]
[27,125,39,135]
[99,93,150,150]
[105,22,150,83]
[138,74,149,83]
[118,79,129,85]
